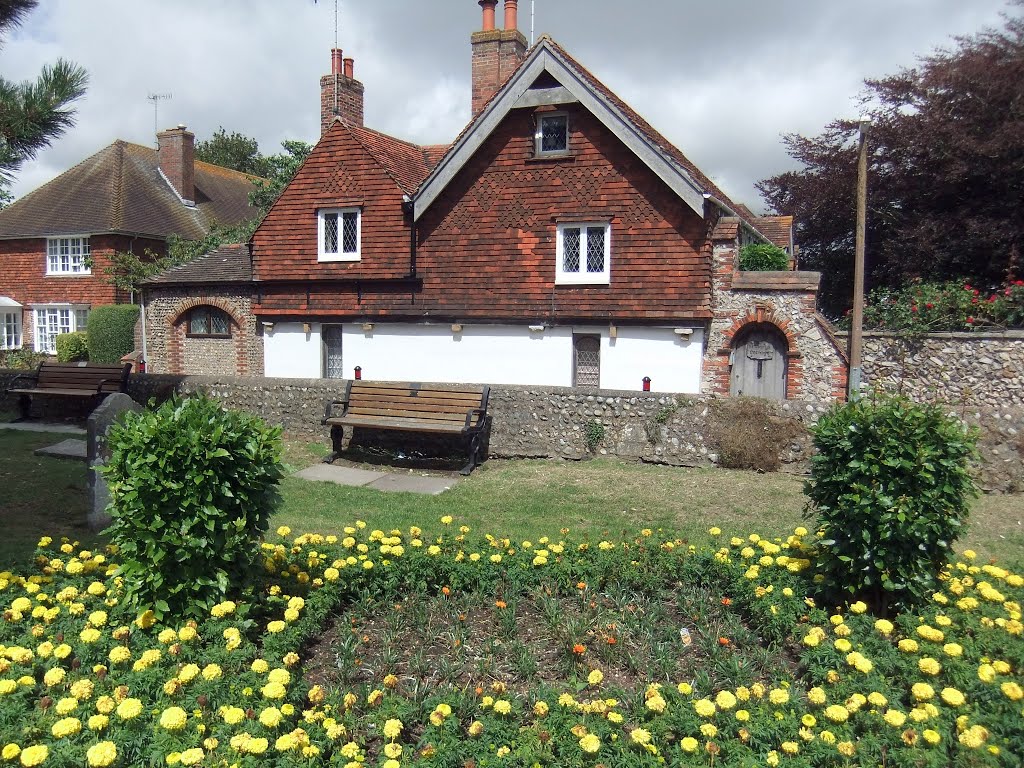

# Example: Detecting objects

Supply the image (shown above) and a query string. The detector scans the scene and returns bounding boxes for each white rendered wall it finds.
[263,323,323,379]
[598,326,704,393]
[262,321,704,393]
[341,324,574,386]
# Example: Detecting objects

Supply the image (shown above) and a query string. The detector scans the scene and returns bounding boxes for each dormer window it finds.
[536,113,569,155]
[318,207,361,262]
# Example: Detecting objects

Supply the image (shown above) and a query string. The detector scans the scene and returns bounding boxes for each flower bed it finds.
[1,522,1022,767]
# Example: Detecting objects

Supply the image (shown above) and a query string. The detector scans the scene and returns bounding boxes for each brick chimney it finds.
[320,48,365,134]
[157,125,195,204]
[471,0,527,116]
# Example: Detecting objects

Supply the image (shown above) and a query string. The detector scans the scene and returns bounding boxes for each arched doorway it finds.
[730,323,788,399]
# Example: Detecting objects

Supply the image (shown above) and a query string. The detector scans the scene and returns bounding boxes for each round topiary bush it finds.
[101,395,284,619]
[55,331,89,362]
[805,394,978,613]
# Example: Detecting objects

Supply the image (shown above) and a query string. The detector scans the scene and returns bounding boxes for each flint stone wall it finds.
[841,331,1024,408]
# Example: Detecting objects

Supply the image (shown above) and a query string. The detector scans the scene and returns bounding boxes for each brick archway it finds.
[715,303,805,399]
[166,298,249,376]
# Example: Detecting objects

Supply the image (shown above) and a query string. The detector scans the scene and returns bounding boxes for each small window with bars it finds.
[318,207,361,262]
[556,222,610,285]
[536,113,569,155]
[573,334,601,389]
[187,307,232,337]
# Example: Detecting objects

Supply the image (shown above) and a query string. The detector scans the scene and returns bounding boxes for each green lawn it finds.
[2,430,1022,568]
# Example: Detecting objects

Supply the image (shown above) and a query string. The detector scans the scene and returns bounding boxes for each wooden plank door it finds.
[730,326,787,399]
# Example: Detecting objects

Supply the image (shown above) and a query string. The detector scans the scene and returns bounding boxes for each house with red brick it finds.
[143,1,846,399]
[0,126,257,355]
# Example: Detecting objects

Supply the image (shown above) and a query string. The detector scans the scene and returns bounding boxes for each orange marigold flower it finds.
[572,644,586,655]
[718,637,731,646]
[721,598,732,606]
[494,600,507,609]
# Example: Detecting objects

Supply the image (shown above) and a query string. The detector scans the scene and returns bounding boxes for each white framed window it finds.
[556,222,610,285]
[536,113,569,155]
[1,311,21,350]
[33,305,89,354]
[46,237,91,275]
[318,208,361,262]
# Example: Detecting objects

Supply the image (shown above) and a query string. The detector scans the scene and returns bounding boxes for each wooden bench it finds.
[322,381,491,475]
[6,361,132,420]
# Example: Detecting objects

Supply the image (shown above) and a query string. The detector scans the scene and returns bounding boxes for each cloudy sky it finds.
[4,0,1012,210]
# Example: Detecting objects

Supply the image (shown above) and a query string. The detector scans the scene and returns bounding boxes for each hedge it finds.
[86,304,140,364]
[55,331,89,362]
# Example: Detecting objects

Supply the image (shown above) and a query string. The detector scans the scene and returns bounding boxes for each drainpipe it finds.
[402,196,417,278]
[140,288,148,369]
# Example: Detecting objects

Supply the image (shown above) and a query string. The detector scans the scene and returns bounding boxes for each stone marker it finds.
[87,393,143,531]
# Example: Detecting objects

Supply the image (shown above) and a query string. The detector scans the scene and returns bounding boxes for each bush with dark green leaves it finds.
[55,331,88,362]
[102,395,284,619]
[739,243,789,271]
[804,394,977,613]
[86,304,140,363]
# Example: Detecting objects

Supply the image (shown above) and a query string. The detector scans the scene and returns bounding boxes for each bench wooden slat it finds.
[350,394,482,409]
[326,415,468,434]
[346,406,474,422]
[350,388,483,403]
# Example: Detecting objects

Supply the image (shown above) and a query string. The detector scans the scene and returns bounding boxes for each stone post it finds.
[86,393,143,531]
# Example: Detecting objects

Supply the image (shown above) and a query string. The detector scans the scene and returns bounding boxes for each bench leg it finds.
[460,431,482,476]
[17,393,32,422]
[323,425,344,464]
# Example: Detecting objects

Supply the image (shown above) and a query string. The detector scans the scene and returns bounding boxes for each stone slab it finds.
[293,464,386,486]
[365,473,459,495]
[1,422,86,435]
[33,438,87,460]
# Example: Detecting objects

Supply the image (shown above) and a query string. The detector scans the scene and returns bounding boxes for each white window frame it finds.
[32,305,90,355]
[556,222,611,285]
[317,207,361,262]
[46,236,92,275]
[535,112,569,156]
[1,310,22,350]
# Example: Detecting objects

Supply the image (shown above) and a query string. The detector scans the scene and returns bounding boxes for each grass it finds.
[1,429,1022,568]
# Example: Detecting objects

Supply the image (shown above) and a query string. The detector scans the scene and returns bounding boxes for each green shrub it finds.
[87,304,140,363]
[55,331,89,362]
[0,348,47,370]
[739,243,789,271]
[805,394,978,612]
[583,420,605,452]
[102,395,284,619]
[853,279,1024,332]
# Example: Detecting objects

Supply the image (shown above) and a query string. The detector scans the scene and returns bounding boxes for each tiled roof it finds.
[752,215,794,251]
[346,124,443,195]
[143,243,251,286]
[0,141,259,241]
[711,216,741,241]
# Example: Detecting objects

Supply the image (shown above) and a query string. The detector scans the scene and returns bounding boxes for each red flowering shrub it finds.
[849,280,1024,332]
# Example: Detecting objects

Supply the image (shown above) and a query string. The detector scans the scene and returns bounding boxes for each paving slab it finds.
[365,473,459,495]
[1,421,86,435]
[33,438,87,461]
[293,464,387,486]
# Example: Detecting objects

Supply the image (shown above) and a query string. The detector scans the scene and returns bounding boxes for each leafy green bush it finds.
[0,348,46,370]
[855,279,1024,332]
[102,395,284,619]
[739,243,789,271]
[805,394,977,612]
[86,304,140,363]
[55,331,88,362]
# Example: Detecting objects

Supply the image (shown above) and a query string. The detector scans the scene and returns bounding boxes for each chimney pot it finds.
[343,57,354,78]
[331,48,343,75]
[479,0,497,31]
[321,49,365,134]
[503,0,518,31]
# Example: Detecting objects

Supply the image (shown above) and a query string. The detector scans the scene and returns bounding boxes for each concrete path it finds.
[33,438,88,461]
[293,463,459,495]
[1,421,86,435]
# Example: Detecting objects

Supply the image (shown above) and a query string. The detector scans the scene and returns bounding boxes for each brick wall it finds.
[320,72,364,133]
[0,234,164,350]
[471,28,527,116]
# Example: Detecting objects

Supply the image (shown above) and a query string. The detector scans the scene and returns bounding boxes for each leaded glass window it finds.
[188,307,232,337]
[318,208,361,261]
[556,222,610,284]
[573,335,600,389]
[538,114,568,154]
[562,227,581,273]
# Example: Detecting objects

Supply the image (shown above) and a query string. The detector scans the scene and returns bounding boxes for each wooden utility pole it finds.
[848,118,870,399]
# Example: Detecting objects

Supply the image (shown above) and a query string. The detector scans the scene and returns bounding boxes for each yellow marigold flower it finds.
[646,694,666,713]
[630,728,651,745]
[178,748,203,766]
[579,734,600,753]
[88,714,108,731]
[919,657,941,676]
[135,610,156,629]
[715,690,737,710]
[86,741,117,767]
[923,729,941,745]
[849,601,868,614]
[874,619,894,636]
[807,687,826,706]
[735,709,750,722]
[1001,681,1023,701]
[899,638,919,653]
[587,669,603,686]
[55,697,78,715]
[941,688,965,706]
[677,682,693,695]
[781,741,799,755]
[700,723,717,738]
[824,705,849,723]
[533,700,548,716]
[19,745,48,766]
[883,709,907,728]
[837,741,856,757]
[867,692,887,707]
[467,720,484,736]
[202,663,223,681]
[912,683,935,701]
[262,682,286,700]
[160,706,188,731]
[260,707,283,728]
[992,660,1011,674]
[693,699,716,718]
[177,626,197,642]
[943,643,963,657]
[277,526,292,537]
[958,724,989,748]
[382,718,403,740]
[834,638,852,653]
[43,667,65,686]
[493,699,512,715]
[51,717,82,738]
[1,745,19,761]
[769,688,789,705]
[108,647,131,665]
[267,620,286,633]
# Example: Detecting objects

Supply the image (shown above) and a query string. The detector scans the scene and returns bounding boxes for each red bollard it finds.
[642,376,651,392]
[354,366,362,380]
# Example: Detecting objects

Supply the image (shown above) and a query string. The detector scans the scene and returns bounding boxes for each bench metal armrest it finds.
[322,399,349,424]
[94,377,122,394]
[5,372,36,392]
[465,407,487,430]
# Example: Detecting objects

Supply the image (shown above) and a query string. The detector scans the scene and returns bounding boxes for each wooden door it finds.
[730,325,787,399]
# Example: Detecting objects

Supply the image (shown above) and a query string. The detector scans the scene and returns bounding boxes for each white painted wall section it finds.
[261,321,705,393]
[263,323,323,379]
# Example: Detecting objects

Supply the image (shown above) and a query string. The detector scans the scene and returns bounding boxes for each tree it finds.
[0,0,88,186]
[758,5,1024,318]
[194,127,272,178]
[249,139,312,214]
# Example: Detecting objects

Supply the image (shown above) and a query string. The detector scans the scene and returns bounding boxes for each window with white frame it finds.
[1,311,21,350]
[318,208,361,262]
[46,237,91,275]
[556,222,611,285]
[33,306,89,354]
[536,113,569,155]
